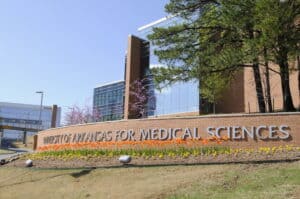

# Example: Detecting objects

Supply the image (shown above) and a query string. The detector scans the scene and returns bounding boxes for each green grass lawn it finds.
[0,161,299,199]
[168,162,300,199]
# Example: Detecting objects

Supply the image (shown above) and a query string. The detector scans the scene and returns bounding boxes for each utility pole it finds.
[36,91,44,131]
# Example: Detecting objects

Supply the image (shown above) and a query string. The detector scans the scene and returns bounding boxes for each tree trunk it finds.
[248,29,266,113]
[264,48,273,112]
[252,61,266,113]
[297,55,300,110]
[278,49,295,111]
[198,78,201,115]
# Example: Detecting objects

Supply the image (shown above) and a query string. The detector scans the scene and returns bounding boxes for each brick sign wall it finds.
[36,113,300,150]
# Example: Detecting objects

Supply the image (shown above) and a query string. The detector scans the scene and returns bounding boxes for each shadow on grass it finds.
[22,157,300,171]
[0,172,69,189]
[0,167,96,189]
[105,158,300,169]
[70,167,96,178]
[0,159,299,190]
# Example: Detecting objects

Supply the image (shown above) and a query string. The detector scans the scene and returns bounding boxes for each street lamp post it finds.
[36,91,44,130]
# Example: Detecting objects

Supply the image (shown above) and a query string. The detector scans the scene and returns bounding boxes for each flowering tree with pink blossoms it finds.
[64,105,101,125]
[129,78,156,118]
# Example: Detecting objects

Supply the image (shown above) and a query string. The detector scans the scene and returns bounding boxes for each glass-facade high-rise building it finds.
[136,16,200,116]
[0,102,61,139]
[93,80,125,121]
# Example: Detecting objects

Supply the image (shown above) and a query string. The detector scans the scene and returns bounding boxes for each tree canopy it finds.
[148,0,299,112]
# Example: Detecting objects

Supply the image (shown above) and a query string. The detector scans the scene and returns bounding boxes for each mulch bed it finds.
[4,151,300,169]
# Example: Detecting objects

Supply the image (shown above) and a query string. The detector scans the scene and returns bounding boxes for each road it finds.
[0,148,32,162]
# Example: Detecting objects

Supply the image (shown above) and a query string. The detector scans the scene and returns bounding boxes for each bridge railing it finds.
[0,117,45,131]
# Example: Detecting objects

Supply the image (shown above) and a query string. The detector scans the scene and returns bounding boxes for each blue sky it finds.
[0,0,168,116]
